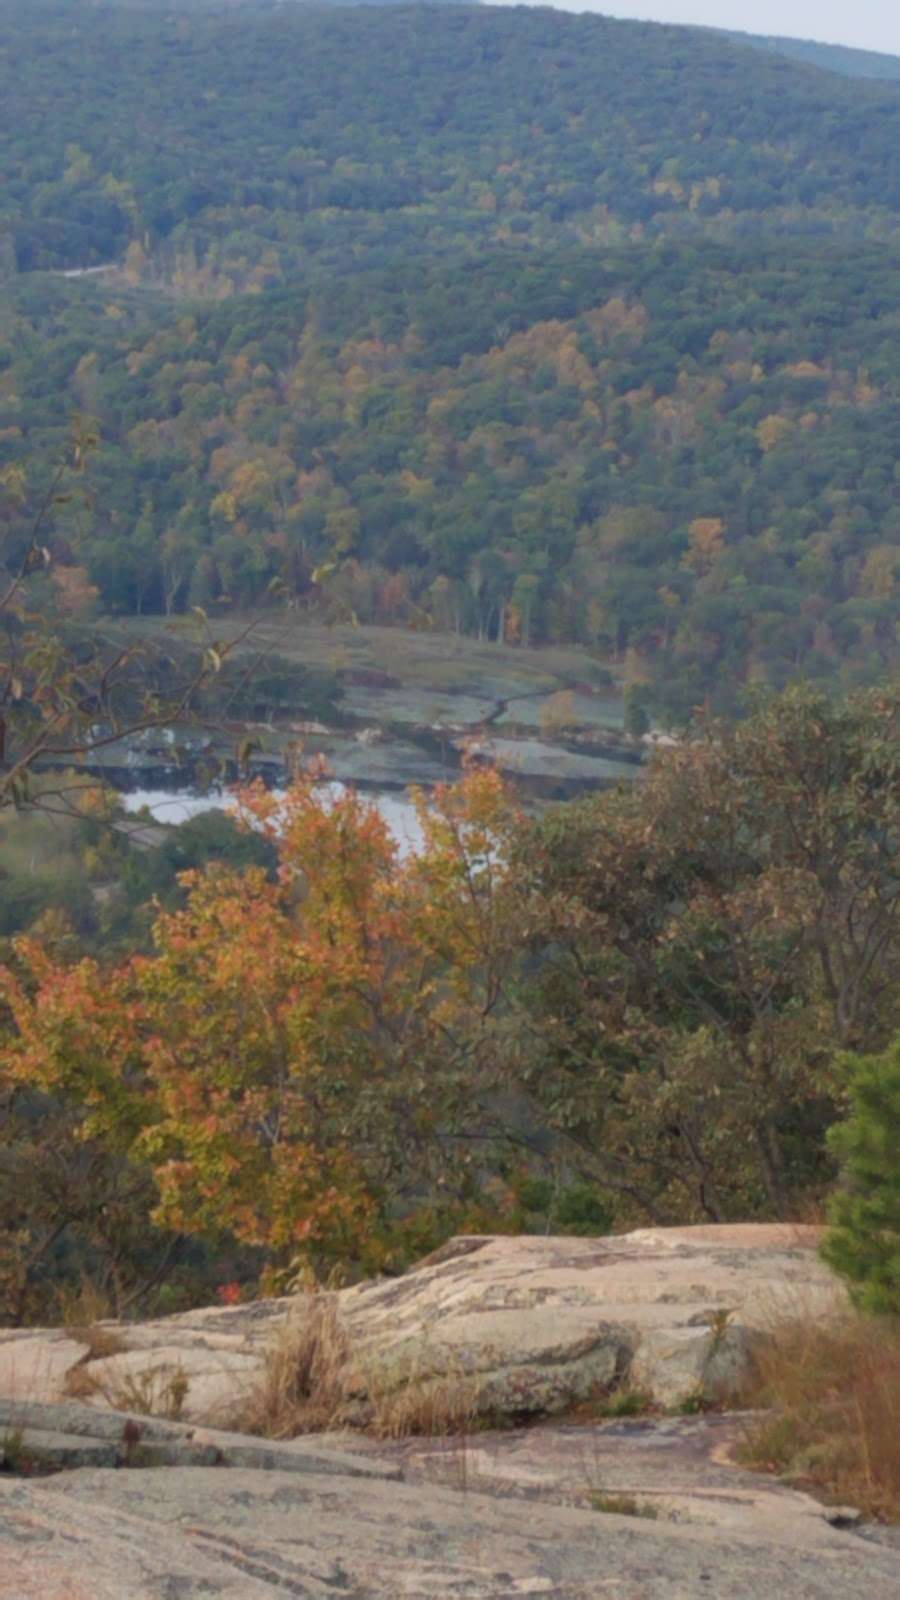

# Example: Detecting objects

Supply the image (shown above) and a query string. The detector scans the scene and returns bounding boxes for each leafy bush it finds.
[513,1176,614,1237]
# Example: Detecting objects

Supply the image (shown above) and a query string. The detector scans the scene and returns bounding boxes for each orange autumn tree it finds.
[0,941,159,1323]
[1,766,523,1280]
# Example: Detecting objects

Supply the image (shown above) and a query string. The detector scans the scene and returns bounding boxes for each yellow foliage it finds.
[51,565,100,618]
[539,690,576,735]
[123,240,147,287]
[556,335,594,390]
[756,414,792,453]
[210,490,238,523]
[652,177,686,202]
[783,360,826,379]
[684,516,726,574]
[63,144,93,186]
[861,545,897,600]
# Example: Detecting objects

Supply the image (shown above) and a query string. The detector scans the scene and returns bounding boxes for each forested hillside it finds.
[5,240,899,716]
[6,2,900,279]
[1,1,899,715]
[1,4,899,1365]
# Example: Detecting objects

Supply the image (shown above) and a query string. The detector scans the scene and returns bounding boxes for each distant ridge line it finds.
[710,25,900,81]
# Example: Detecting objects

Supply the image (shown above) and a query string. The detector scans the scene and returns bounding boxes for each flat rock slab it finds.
[2,1397,898,1598]
[340,1410,870,1546]
[3,1456,899,1600]
[0,1225,844,1424]
[0,1396,402,1478]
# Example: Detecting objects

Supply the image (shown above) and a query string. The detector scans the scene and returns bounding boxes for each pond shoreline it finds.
[37,716,643,812]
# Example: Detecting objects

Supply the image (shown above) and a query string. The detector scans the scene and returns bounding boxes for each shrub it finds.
[588,1491,659,1519]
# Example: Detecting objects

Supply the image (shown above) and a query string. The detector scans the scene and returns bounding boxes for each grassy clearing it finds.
[112,615,618,701]
[737,1312,900,1521]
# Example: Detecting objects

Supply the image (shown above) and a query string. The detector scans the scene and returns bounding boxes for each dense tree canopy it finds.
[4,239,899,715]
[823,1035,900,1316]
[515,684,900,1220]
[1,2,897,1335]
[726,30,900,82]
[6,3,900,278]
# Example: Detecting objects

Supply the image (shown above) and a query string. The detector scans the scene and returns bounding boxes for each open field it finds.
[108,616,624,731]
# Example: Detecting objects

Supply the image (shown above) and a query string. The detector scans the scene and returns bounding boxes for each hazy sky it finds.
[492,2,900,58]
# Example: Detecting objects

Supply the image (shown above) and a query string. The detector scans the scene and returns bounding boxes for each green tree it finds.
[623,682,652,738]
[514,685,900,1222]
[821,1036,900,1316]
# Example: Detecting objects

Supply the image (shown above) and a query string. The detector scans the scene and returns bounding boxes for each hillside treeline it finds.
[7,3,900,280]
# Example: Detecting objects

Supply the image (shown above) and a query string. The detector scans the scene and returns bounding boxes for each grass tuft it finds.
[588,1490,660,1519]
[366,1358,482,1441]
[63,1359,190,1421]
[737,1311,900,1521]
[600,1389,653,1419]
[237,1291,483,1441]
[55,1276,116,1331]
[0,1427,26,1473]
[68,1323,130,1363]
[238,1293,355,1438]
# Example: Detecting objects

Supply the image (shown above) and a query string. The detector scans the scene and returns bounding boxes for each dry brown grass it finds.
[61,1319,131,1403]
[55,1277,116,1330]
[737,1312,900,1521]
[367,1357,482,1442]
[587,1491,660,1519]
[61,1364,101,1403]
[68,1323,130,1363]
[238,1292,482,1442]
[239,1294,355,1438]
[63,1358,190,1420]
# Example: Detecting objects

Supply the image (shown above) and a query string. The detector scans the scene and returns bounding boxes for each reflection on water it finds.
[121,784,426,854]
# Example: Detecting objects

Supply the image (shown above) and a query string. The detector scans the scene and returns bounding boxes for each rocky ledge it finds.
[3,1225,896,1599]
[0,1223,843,1424]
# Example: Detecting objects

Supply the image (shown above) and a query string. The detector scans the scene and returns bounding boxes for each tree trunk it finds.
[756,1118,790,1217]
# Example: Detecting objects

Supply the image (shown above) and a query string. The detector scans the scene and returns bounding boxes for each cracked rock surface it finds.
[0,1224,845,1424]
[1,1400,899,1598]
